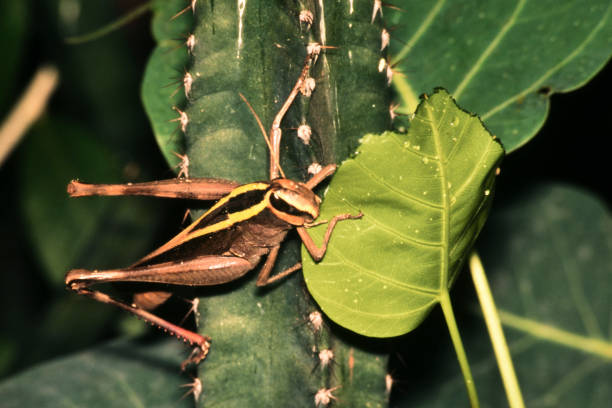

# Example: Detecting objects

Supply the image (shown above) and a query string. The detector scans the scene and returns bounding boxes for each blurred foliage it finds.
[0,0,181,378]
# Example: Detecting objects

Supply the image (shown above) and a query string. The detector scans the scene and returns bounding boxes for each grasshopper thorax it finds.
[267,179,321,226]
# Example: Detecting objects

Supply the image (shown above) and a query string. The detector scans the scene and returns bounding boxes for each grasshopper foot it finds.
[181,338,211,371]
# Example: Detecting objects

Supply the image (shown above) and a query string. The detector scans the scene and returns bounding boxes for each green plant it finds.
[0,1,610,407]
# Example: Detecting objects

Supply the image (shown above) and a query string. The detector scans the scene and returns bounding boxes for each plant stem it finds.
[439,290,479,408]
[0,65,59,166]
[469,251,525,408]
[65,1,153,44]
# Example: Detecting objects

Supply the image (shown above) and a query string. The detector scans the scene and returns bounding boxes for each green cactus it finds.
[143,0,392,406]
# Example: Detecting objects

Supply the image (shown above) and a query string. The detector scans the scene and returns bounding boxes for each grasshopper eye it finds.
[270,193,316,220]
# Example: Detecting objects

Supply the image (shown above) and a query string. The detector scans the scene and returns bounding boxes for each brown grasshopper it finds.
[65,44,361,368]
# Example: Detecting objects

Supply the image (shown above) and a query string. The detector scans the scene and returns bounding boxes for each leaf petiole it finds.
[470,251,525,408]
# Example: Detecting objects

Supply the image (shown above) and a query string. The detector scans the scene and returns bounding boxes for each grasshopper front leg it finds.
[298,212,363,262]
[300,164,364,261]
[255,214,363,286]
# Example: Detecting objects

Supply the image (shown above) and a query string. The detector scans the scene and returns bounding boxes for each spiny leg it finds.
[72,287,211,369]
[65,255,255,368]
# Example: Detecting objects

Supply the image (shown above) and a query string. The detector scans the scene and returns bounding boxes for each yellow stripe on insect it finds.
[182,182,269,232]
[202,182,268,216]
[184,183,269,241]
[132,182,270,265]
[186,195,269,241]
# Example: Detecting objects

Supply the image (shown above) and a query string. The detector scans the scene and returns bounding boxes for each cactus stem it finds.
[318,349,334,368]
[386,66,394,85]
[171,0,197,20]
[301,77,316,97]
[348,348,355,383]
[314,386,340,407]
[308,162,323,176]
[297,124,312,145]
[308,310,324,332]
[389,102,401,121]
[180,376,203,402]
[299,9,314,29]
[172,152,190,178]
[385,373,394,399]
[237,0,247,57]
[381,28,390,50]
[372,0,383,23]
[185,34,195,53]
[307,42,322,56]
[183,72,193,98]
[383,2,407,13]
[171,106,189,133]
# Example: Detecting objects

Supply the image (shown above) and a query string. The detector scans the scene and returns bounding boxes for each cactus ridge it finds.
[158,1,393,406]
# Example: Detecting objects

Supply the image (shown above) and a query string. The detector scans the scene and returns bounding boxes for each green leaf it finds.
[395,184,612,407]
[303,90,504,337]
[0,339,193,408]
[387,1,612,152]
[141,0,191,168]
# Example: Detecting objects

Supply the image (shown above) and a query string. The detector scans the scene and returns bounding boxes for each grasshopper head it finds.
[268,179,321,225]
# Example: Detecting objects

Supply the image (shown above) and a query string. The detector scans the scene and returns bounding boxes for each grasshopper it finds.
[65,45,361,368]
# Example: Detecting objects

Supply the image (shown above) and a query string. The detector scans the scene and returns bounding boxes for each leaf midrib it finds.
[425,100,451,290]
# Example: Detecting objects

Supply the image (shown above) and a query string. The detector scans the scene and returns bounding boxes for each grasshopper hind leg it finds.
[70,286,211,369]
[65,255,255,369]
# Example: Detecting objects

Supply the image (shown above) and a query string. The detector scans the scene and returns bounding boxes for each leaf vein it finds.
[453,137,495,199]
[326,246,441,296]
[443,114,472,164]
[327,189,442,248]
[482,3,612,121]
[393,0,446,64]
[352,159,444,210]
[454,0,528,99]
[312,287,439,319]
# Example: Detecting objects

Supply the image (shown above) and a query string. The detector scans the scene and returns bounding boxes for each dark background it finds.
[0,0,610,380]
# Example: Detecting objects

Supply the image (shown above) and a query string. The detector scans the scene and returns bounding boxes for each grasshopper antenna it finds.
[238,92,286,179]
